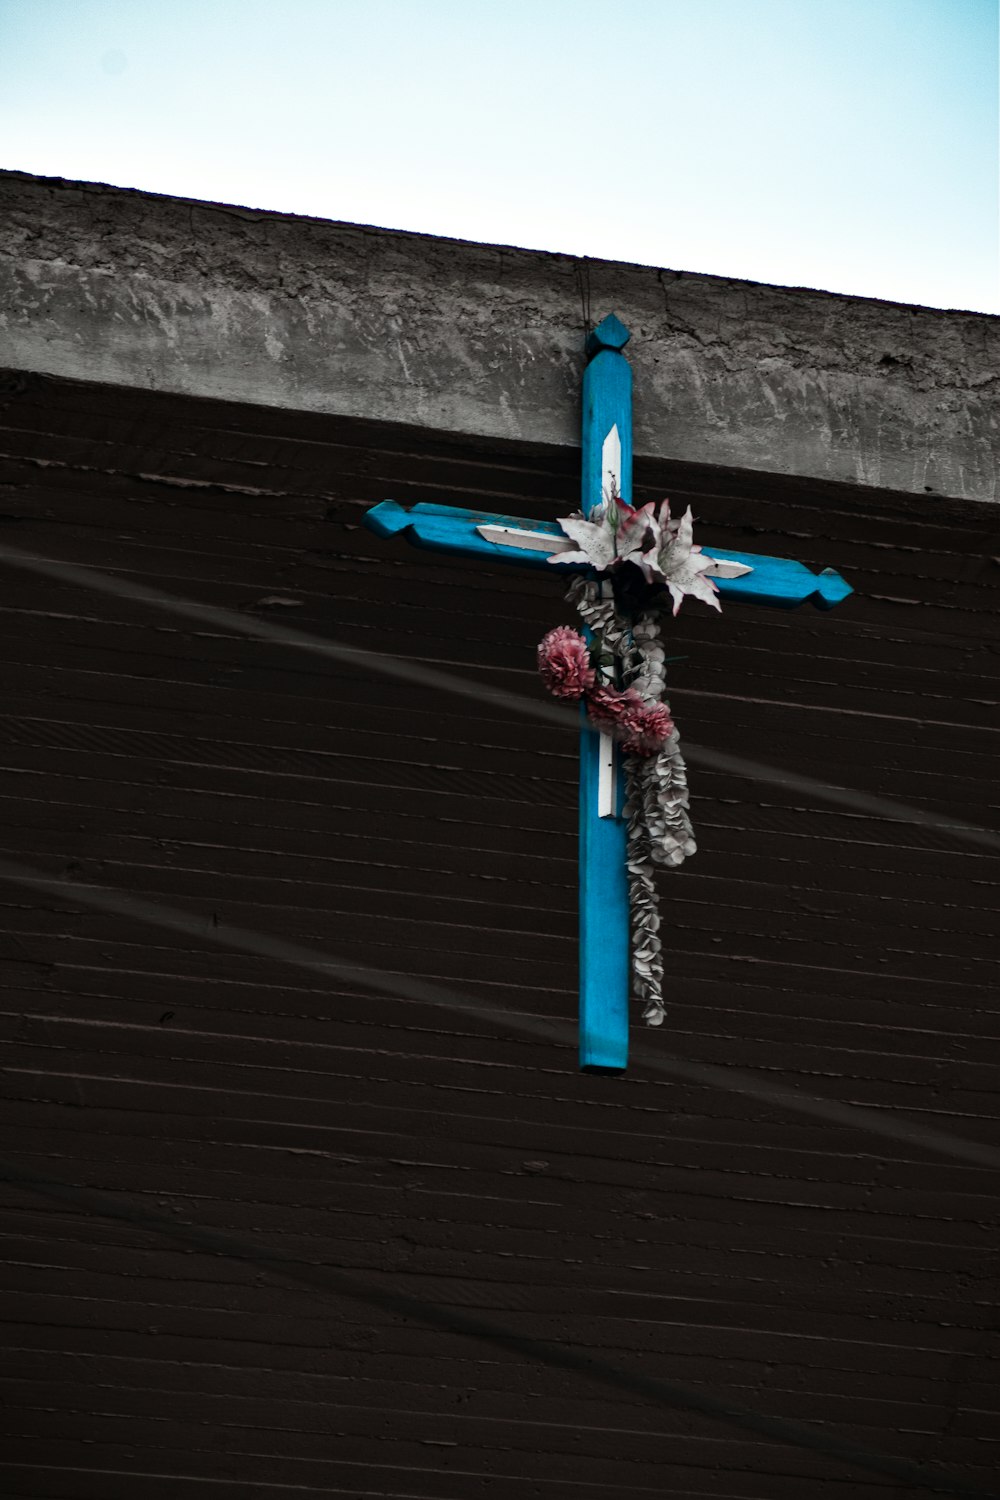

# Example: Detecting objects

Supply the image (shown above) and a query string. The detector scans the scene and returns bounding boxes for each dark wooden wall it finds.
[0,369,997,1499]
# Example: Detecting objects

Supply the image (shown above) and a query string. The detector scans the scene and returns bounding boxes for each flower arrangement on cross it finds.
[537,487,750,1026]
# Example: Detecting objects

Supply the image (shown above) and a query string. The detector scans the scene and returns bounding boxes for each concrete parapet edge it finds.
[1,170,996,503]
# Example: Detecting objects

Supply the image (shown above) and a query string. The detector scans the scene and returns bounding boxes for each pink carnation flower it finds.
[621,701,675,757]
[537,626,596,700]
[586,686,674,757]
[586,683,645,727]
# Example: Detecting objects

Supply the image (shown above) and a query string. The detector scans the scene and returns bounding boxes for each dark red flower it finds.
[537,626,596,700]
[586,683,645,727]
[586,686,674,756]
[620,701,675,756]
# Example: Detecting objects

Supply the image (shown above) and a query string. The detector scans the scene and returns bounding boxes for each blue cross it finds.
[365,315,851,1074]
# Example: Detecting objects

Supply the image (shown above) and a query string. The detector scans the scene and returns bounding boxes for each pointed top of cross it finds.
[586,313,630,356]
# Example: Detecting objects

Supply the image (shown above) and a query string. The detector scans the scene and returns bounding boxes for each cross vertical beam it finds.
[578,315,633,1072]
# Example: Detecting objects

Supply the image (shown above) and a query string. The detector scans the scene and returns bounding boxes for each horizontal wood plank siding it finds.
[0,371,997,1498]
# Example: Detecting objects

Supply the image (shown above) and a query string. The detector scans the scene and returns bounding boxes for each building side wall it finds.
[0,374,998,1497]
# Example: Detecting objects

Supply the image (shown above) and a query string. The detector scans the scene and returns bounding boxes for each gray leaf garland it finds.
[566,575,696,1027]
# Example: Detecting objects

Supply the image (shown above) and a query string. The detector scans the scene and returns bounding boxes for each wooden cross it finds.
[364,315,852,1073]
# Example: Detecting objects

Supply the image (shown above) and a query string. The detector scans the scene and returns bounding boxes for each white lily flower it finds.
[549,511,618,570]
[549,495,740,616]
[649,504,722,614]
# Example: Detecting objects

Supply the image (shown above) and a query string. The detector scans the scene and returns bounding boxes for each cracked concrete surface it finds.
[1,170,997,502]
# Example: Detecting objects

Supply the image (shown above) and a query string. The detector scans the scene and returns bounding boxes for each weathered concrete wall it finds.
[1,169,997,502]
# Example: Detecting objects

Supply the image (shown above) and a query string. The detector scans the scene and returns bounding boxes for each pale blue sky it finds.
[1,0,997,312]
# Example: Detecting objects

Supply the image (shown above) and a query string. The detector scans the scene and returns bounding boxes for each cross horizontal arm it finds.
[365,498,565,567]
[364,499,853,609]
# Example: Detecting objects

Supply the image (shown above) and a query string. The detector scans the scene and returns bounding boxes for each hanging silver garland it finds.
[564,576,696,1027]
[536,496,751,1030]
